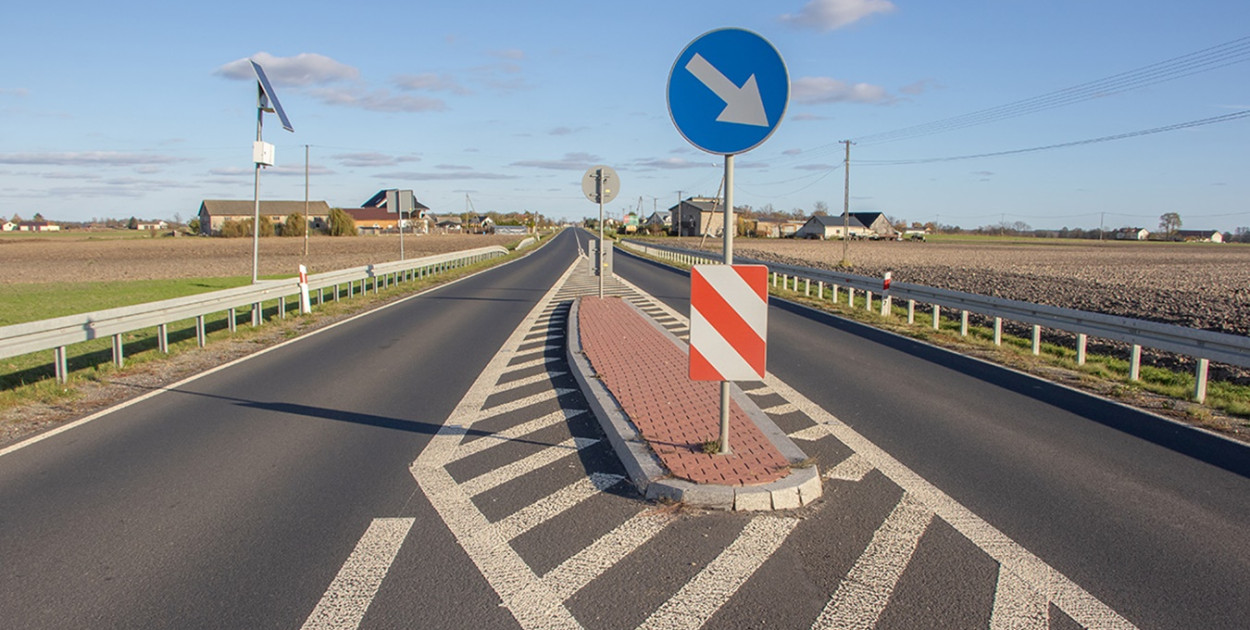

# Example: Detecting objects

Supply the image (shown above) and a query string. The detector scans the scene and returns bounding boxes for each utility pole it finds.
[1099,212,1105,242]
[841,140,852,265]
[303,144,309,256]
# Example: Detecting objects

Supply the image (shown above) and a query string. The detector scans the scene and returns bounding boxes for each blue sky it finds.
[2,0,1248,232]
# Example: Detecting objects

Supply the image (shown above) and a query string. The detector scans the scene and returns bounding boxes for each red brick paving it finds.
[578,296,789,486]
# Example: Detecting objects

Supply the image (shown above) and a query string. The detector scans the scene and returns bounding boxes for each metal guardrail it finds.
[619,239,1250,402]
[0,245,510,383]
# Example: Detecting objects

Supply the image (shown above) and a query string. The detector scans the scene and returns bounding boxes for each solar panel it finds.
[250,60,294,133]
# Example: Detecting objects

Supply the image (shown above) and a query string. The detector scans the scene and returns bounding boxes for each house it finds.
[794,214,869,240]
[343,207,406,235]
[672,197,722,236]
[432,215,463,232]
[360,189,431,233]
[468,215,495,234]
[644,211,672,231]
[134,220,169,231]
[2,221,15,231]
[1114,227,1150,241]
[1176,230,1224,243]
[494,225,528,235]
[753,217,805,238]
[197,200,331,235]
[17,220,60,232]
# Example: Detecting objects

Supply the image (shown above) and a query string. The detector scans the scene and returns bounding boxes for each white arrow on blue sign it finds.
[667,28,789,156]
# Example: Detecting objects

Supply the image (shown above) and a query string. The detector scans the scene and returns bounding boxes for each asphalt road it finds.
[0,229,584,629]
[608,236,1250,630]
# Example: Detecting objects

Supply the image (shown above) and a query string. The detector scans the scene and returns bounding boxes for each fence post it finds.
[1130,345,1142,381]
[1195,358,1209,403]
[1077,333,1087,365]
[55,346,68,384]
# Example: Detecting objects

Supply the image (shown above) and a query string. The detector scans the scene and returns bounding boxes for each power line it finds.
[857,109,1250,166]
[852,34,1250,146]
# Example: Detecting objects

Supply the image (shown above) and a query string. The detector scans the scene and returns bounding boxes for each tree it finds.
[327,208,356,236]
[9,213,20,223]
[813,201,829,216]
[32,212,44,222]
[283,212,306,237]
[188,218,200,234]
[219,219,246,238]
[1159,212,1182,237]
[127,216,138,230]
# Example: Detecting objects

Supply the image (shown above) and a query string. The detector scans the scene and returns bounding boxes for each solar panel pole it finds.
[252,83,264,284]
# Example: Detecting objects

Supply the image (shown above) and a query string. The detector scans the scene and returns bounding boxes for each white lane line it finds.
[452,408,587,461]
[496,473,625,542]
[639,516,800,630]
[811,493,934,630]
[543,510,677,601]
[494,370,570,394]
[506,356,564,373]
[300,518,415,630]
[762,402,798,415]
[991,567,1050,630]
[460,437,599,497]
[789,425,828,442]
[825,453,875,482]
[413,257,585,629]
[479,388,578,417]
[767,377,1140,630]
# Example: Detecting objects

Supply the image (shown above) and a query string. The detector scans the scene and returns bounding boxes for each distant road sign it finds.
[667,28,788,155]
[582,165,619,204]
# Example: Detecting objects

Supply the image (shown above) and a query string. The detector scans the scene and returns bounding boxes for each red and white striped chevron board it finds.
[689,264,768,381]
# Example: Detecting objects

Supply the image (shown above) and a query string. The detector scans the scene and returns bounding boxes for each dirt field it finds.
[0,233,523,284]
[667,237,1250,337]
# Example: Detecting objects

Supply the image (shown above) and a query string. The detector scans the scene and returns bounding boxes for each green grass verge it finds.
[0,277,256,326]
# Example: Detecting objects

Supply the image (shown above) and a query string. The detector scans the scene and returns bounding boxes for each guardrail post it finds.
[54,346,68,384]
[817,281,824,300]
[196,315,206,347]
[847,287,854,307]
[866,291,874,312]
[932,304,941,330]
[804,278,810,297]
[1032,325,1041,355]
[907,300,915,324]
[158,323,169,353]
[994,317,1002,345]
[1077,333,1087,365]
[1194,358,1209,403]
[112,333,124,368]
[960,311,969,337]
[831,284,838,303]
[279,296,286,319]
[228,308,237,333]
[882,296,891,318]
[772,272,778,288]
[1130,345,1142,381]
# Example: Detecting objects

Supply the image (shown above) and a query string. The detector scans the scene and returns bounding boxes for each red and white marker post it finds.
[690,264,769,454]
[298,264,311,314]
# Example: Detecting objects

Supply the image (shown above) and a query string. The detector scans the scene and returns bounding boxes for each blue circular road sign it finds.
[667,28,789,155]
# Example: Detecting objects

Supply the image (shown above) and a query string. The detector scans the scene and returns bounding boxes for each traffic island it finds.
[567,295,821,511]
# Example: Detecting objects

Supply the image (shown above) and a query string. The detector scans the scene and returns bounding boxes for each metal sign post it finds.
[668,28,788,454]
[247,60,294,284]
[582,165,619,298]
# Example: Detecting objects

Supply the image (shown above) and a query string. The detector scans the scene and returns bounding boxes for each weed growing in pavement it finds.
[701,439,721,454]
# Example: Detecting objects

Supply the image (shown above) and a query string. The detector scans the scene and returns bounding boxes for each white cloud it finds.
[632,157,717,170]
[373,170,518,181]
[333,152,421,168]
[215,52,359,86]
[310,87,446,112]
[393,73,471,95]
[511,152,601,170]
[0,88,30,97]
[0,152,193,166]
[491,49,525,61]
[900,79,942,95]
[780,0,896,31]
[792,77,895,105]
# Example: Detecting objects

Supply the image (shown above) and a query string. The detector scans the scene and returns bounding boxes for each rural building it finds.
[1114,227,1150,240]
[344,207,404,235]
[753,217,804,238]
[794,212,897,240]
[494,225,528,235]
[17,220,60,232]
[2,221,15,231]
[360,190,431,233]
[672,197,722,236]
[644,211,671,231]
[1176,230,1224,243]
[197,200,331,235]
[432,215,463,232]
[133,220,168,231]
